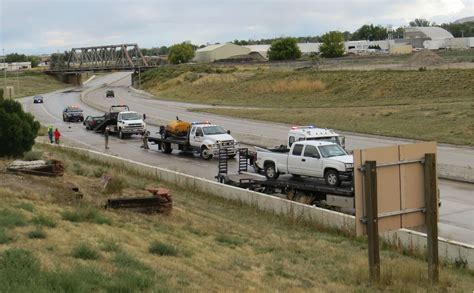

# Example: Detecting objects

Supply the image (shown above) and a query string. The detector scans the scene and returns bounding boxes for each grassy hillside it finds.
[2,71,69,98]
[141,65,474,145]
[1,146,473,291]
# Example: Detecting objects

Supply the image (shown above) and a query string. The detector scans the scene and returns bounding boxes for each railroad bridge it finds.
[46,44,160,85]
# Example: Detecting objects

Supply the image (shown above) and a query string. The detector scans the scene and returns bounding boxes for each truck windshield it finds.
[307,137,338,144]
[318,145,347,158]
[203,126,226,135]
[122,113,140,120]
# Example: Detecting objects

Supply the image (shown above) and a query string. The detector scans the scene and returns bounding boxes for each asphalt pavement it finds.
[19,72,474,245]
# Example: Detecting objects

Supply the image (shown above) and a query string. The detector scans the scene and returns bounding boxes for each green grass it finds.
[3,71,69,99]
[31,214,57,228]
[22,151,43,161]
[27,229,46,239]
[148,241,179,256]
[0,209,27,228]
[141,66,474,145]
[72,243,100,260]
[61,206,111,225]
[16,202,34,212]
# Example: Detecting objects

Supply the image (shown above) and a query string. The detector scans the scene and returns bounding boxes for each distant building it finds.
[0,62,32,71]
[194,43,251,63]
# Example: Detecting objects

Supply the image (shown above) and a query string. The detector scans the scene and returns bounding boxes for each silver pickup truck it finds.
[255,140,353,187]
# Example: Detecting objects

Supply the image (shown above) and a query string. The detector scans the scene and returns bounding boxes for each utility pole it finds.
[2,48,6,88]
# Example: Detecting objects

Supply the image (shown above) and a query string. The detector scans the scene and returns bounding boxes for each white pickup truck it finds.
[255,140,353,186]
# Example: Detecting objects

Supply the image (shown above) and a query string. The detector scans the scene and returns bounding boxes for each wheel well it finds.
[324,168,337,175]
[263,161,276,171]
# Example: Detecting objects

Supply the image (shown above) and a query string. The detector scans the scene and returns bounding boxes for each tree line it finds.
[3,53,40,67]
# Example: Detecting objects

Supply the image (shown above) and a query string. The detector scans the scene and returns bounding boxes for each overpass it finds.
[46,44,161,84]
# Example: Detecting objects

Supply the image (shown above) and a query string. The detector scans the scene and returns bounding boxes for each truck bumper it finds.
[212,147,238,156]
[121,128,145,135]
[339,171,353,182]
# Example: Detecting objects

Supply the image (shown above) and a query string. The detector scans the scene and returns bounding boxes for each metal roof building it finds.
[405,27,454,40]
[194,43,251,63]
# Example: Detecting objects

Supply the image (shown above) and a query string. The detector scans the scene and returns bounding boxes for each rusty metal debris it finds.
[105,188,172,214]
[7,159,64,177]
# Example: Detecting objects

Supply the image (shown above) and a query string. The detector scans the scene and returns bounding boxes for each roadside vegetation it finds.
[0,144,473,291]
[3,71,69,99]
[141,65,474,145]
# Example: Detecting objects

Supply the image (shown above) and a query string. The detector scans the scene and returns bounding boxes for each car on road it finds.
[83,115,105,130]
[33,96,43,103]
[62,105,84,122]
[106,90,115,98]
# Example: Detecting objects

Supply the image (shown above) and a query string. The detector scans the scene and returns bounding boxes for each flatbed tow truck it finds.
[216,148,355,212]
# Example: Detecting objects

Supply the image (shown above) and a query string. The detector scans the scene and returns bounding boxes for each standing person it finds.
[142,130,149,150]
[47,126,54,144]
[53,128,61,144]
[104,126,110,149]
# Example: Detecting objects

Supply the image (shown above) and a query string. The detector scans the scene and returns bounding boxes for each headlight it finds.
[345,163,354,169]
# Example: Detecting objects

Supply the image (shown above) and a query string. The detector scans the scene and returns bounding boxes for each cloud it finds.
[1,0,473,54]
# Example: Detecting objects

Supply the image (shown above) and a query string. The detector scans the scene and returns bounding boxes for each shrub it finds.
[71,243,100,260]
[27,230,46,239]
[320,31,345,58]
[0,209,27,228]
[148,241,178,256]
[22,151,43,161]
[268,38,302,61]
[71,162,89,176]
[32,215,57,228]
[61,207,111,225]
[0,99,40,157]
[103,178,125,195]
[99,238,121,252]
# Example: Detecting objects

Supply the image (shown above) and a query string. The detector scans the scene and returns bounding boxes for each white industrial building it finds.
[194,43,251,63]
[0,62,32,71]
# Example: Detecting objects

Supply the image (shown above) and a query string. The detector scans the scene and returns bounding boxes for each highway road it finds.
[20,72,474,245]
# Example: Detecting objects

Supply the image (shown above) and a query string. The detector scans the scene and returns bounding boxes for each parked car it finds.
[83,115,105,130]
[255,140,353,186]
[62,105,84,122]
[106,90,115,98]
[33,96,43,103]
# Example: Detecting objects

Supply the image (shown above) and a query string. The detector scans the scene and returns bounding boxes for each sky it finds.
[1,0,473,55]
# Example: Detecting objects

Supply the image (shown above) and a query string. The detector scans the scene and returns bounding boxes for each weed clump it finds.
[103,178,125,194]
[16,202,34,212]
[215,234,247,247]
[61,207,111,225]
[148,241,178,256]
[27,230,46,239]
[0,209,27,228]
[71,243,100,260]
[32,215,57,228]
[22,151,43,161]
[0,228,12,244]
[99,238,121,252]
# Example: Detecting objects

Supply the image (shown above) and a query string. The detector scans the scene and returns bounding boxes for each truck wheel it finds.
[119,129,124,139]
[264,163,280,180]
[200,146,213,160]
[162,142,172,154]
[325,169,341,187]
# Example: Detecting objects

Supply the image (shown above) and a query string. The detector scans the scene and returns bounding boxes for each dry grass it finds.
[251,79,326,94]
[4,71,69,99]
[0,146,473,291]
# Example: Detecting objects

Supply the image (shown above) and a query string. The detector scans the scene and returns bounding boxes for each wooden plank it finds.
[365,160,380,283]
[424,153,439,284]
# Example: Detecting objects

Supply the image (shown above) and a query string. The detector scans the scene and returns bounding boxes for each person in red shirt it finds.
[54,128,61,144]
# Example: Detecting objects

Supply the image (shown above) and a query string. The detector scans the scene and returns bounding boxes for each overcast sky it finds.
[1,0,473,55]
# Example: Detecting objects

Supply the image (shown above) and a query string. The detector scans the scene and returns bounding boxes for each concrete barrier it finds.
[51,143,356,235]
[383,229,474,270]
[438,163,474,184]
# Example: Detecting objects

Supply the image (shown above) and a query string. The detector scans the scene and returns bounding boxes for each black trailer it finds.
[147,125,196,154]
[92,105,130,133]
[217,148,355,211]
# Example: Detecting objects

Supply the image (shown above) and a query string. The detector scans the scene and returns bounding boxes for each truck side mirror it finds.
[227,130,231,135]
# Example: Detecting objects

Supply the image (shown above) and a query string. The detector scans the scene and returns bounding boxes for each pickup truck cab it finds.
[288,125,345,149]
[189,123,239,159]
[255,141,353,187]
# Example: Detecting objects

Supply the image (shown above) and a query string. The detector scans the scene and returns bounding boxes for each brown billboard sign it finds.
[354,142,437,236]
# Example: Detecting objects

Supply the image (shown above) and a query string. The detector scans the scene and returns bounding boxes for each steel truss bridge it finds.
[47,44,160,73]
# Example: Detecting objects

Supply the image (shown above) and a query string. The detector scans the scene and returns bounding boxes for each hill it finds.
[140,64,474,145]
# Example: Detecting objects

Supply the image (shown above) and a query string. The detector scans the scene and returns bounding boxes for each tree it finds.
[0,99,40,157]
[441,21,474,37]
[409,18,432,27]
[351,24,387,41]
[268,38,302,61]
[320,31,345,58]
[49,51,71,70]
[168,43,195,64]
